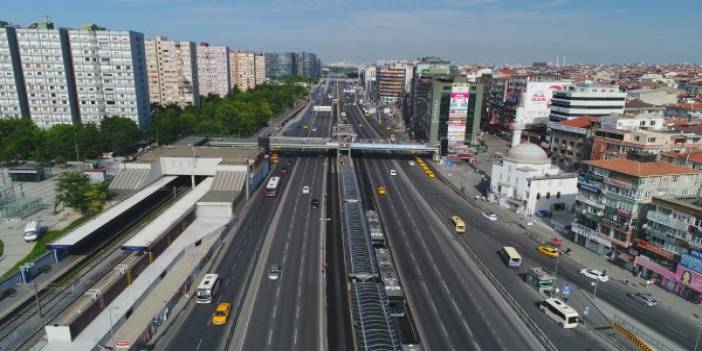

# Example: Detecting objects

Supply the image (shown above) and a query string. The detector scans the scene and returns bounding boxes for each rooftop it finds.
[660,150,702,163]
[583,159,701,177]
[505,143,549,164]
[652,197,702,217]
[625,99,662,109]
[559,116,598,129]
[135,145,261,165]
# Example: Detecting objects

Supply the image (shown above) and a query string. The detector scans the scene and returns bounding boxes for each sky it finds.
[4,0,702,65]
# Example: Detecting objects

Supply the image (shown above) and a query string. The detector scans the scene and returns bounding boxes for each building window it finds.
[536,193,541,200]
[556,192,561,198]
[546,192,551,199]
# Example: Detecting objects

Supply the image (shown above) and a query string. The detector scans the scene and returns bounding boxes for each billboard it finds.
[521,81,565,124]
[448,83,470,146]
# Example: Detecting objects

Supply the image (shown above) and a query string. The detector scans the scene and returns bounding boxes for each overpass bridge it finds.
[208,136,439,154]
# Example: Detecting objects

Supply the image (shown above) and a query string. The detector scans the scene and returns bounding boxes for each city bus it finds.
[450,216,466,234]
[499,246,522,268]
[540,298,579,328]
[196,274,220,304]
[265,176,281,197]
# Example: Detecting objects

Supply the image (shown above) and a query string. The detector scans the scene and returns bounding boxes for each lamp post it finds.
[107,306,118,348]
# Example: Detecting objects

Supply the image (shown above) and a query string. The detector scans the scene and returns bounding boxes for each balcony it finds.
[646,211,690,232]
[600,216,629,231]
[575,195,605,210]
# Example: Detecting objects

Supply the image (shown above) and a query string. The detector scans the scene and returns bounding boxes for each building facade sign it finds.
[681,253,702,275]
[447,83,470,146]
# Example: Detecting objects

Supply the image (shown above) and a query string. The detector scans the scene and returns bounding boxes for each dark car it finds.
[281,167,288,174]
[311,199,320,208]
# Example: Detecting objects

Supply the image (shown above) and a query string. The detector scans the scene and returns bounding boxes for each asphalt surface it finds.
[160,82,330,351]
[345,102,542,351]
[347,97,698,350]
[160,158,294,351]
[237,80,335,351]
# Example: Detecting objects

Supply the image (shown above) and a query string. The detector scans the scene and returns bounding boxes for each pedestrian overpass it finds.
[208,136,439,154]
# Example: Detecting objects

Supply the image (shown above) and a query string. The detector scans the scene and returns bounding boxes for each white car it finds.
[311,128,317,132]
[302,185,310,194]
[579,268,609,282]
[408,160,416,166]
[390,169,397,176]
[482,212,497,221]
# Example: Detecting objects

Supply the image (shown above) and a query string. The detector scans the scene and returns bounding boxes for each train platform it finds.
[46,216,230,350]
[49,176,177,255]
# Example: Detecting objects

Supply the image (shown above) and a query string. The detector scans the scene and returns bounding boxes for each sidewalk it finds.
[430,133,702,326]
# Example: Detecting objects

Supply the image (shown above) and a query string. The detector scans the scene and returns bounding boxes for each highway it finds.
[345,95,545,350]
[234,80,338,351]
[347,95,699,350]
[158,81,330,351]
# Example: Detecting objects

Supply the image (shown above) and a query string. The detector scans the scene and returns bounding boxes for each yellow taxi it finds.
[537,246,559,258]
[212,302,232,326]
[426,171,436,178]
[377,186,386,196]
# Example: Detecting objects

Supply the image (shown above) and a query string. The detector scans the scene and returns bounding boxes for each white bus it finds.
[265,176,281,197]
[499,246,522,268]
[540,298,579,328]
[196,274,220,304]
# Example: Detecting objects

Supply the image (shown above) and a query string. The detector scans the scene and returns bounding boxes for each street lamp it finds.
[107,306,118,348]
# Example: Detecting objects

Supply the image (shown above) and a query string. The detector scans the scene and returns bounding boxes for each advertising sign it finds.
[521,81,564,123]
[449,110,467,119]
[448,83,470,146]
[681,253,702,274]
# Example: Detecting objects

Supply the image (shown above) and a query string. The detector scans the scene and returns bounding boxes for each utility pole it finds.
[74,131,80,161]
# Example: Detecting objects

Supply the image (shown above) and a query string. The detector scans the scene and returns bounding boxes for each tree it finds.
[0,118,45,163]
[100,116,144,156]
[84,183,107,216]
[55,171,91,214]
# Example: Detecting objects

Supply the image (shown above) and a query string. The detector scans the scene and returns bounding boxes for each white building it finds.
[549,84,626,122]
[490,143,578,216]
[196,43,230,97]
[15,26,79,127]
[627,88,679,106]
[0,26,29,119]
[254,52,266,86]
[145,37,199,108]
[69,26,150,128]
[230,51,256,91]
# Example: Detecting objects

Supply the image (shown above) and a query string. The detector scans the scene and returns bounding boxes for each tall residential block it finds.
[16,22,80,127]
[1,20,151,128]
[197,43,230,97]
[69,25,150,128]
[230,51,256,91]
[145,37,199,108]
[254,52,266,86]
[0,24,29,119]
[376,64,406,104]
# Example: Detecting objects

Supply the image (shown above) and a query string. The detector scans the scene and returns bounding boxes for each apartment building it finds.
[254,52,266,86]
[69,25,150,128]
[547,116,598,172]
[230,51,256,91]
[0,24,29,119]
[572,157,701,262]
[145,37,198,108]
[590,114,702,160]
[16,23,79,127]
[636,196,702,303]
[196,43,230,97]
[487,74,568,129]
[265,52,321,81]
[660,150,702,170]
[376,64,406,104]
[549,83,626,122]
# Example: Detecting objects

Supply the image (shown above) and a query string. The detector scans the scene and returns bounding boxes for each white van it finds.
[23,221,41,242]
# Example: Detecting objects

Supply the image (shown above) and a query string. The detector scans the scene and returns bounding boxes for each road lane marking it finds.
[195,338,203,351]
[665,324,687,338]
[267,329,273,345]
[273,304,277,319]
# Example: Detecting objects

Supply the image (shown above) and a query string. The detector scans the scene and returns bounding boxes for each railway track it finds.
[0,185,189,351]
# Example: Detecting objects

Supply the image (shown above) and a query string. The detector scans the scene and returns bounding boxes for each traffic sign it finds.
[562,283,571,296]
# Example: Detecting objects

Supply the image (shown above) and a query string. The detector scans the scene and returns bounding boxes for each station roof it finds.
[134,145,262,165]
[121,177,213,251]
[351,282,401,351]
[49,176,177,250]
